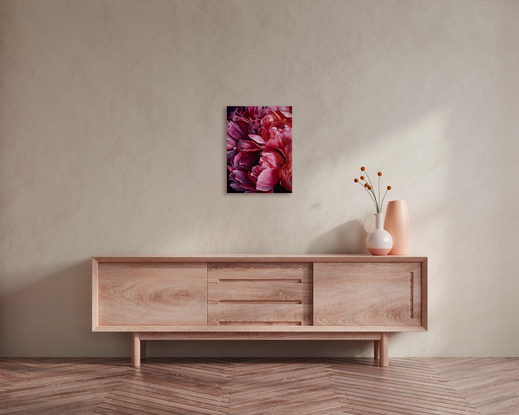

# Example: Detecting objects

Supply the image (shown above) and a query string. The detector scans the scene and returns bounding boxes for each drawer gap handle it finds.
[218,300,302,304]
[218,279,302,283]
[410,272,414,319]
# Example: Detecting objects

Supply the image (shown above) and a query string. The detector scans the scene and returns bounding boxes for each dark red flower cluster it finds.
[227,106,292,193]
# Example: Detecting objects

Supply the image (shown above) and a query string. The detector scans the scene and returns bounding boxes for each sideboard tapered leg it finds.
[131,332,141,368]
[379,332,388,367]
[374,340,380,361]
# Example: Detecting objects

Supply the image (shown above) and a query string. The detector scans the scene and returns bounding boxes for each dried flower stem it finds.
[378,175,381,208]
[370,187,380,213]
[364,170,374,188]
[354,167,391,214]
[381,188,389,209]
[358,182,377,206]
[363,170,380,212]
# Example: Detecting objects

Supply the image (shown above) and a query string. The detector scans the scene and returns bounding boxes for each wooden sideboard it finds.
[92,255,427,367]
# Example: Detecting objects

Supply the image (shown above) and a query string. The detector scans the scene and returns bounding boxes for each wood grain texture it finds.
[97,262,207,327]
[208,262,313,326]
[208,304,312,326]
[380,332,388,367]
[208,281,312,303]
[131,333,140,368]
[94,254,427,263]
[3,357,511,415]
[422,257,429,331]
[92,258,99,330]
[92,255,427,367]
[427,358,519,414]
[138,332,383,340]
[207,262,312,282]
[314,262,424,327]
[93,324,427,332]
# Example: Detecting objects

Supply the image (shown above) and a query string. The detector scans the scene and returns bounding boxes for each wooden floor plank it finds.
[1,357,517,414]
[426,358,518,415]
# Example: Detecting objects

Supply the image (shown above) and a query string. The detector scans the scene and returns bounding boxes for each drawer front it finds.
[314,262,423,327]
[208,262,312,325]
[98,262,207,326]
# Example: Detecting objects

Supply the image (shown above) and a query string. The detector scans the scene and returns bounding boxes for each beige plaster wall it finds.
[0,0,517,357]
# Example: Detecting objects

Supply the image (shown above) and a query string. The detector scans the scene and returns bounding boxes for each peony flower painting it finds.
[227,106,292,193]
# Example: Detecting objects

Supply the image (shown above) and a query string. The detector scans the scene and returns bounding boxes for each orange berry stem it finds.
[370,186,380,213]
[355,167,392,214]
[364,170,374,188]
[381,187,391,209]
[358,181,377,206]
[378,175,381,209]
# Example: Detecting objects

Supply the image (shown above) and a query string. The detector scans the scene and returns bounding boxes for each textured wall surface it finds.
[0,0,518,357]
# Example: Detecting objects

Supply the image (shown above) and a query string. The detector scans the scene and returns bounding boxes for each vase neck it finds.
[375,213,384,229]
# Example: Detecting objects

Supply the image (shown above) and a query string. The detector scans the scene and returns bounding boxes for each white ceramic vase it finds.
[364,213,393,256]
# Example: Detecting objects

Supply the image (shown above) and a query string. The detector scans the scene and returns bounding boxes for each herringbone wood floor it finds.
[0,358,517,414]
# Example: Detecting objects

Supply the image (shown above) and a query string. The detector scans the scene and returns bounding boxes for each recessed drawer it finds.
[208,263,312,325]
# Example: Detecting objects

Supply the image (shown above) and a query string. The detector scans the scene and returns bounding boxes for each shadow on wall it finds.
[0,260,127,357]
[149,340,372,359]
[307,220,367,254]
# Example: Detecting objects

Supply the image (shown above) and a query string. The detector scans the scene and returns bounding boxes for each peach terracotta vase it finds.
[384,200,411,255]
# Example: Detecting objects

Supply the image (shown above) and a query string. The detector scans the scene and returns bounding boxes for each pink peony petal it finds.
[261,113,278,128]
[229,171,249,191]
[249,134,265,144]
[237,139,261,151]
[227,121,247,141]
[231,169,256,191]
[264,135,283,153]
[248,119,262,135]
[245,107,265,119]
[230,181,248,192]
[228,107,245,120]
[248,165,267,184]
[260,150,284,169]
[227,134,237,150]
[256,168,280,192]
[260,127,279,144]
[264,130,291,154]
[246,188,273,193]
[281,164,292,192]
[234,151,260,170]
[276,106,292,115]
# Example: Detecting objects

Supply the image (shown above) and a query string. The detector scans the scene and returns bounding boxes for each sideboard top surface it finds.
[93,254,427,263]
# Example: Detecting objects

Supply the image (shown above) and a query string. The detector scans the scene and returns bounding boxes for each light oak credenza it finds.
[92,255,427,367]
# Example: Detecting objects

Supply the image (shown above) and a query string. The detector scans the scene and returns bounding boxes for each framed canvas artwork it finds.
[227,106,292,193]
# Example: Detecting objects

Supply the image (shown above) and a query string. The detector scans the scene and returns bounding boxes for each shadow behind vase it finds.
[384,200,411,255]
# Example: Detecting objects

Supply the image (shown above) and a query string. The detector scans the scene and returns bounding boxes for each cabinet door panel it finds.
[314,263,422,327]
[98,262,207,326]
